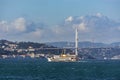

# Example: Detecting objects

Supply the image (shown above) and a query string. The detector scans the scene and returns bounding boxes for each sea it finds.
[0,59,120,80]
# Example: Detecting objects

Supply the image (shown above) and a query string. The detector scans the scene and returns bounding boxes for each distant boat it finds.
[46,27,79,62]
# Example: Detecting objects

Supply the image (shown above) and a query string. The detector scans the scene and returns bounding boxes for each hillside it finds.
[47,41,120,48]
[0,40,120,59]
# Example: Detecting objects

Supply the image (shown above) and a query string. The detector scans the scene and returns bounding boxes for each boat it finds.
[47,27,79,62]
[47,54,77,62]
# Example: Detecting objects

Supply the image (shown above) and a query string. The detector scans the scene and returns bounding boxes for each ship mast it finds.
[75,27,78,56]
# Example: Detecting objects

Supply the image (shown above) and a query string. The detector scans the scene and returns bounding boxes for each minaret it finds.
[75,27,78,56]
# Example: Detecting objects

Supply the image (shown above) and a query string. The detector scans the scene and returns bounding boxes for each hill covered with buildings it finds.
[0,40,120,60]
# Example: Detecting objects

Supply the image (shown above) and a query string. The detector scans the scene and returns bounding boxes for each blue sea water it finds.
[0,59,120,80]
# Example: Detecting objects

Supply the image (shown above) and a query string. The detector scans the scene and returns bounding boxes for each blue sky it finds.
[0,0,120,24]
[0,0,120,43]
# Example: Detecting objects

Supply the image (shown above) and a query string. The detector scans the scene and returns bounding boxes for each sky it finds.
[0,0,120,43]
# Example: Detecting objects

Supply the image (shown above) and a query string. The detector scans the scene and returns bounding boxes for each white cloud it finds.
[0,18,52,42]
[95,13,103,17]
[1,13,120,43]
[73,22,87,32]
[65,16,73,22]
[52,25,65,35]
[0,17,27,35]
[31,29,43,37]
[20,29,43,41]
[0,21,9,32]
[63,13,120,43]
[78,23,86,31]
[11,17,26,32]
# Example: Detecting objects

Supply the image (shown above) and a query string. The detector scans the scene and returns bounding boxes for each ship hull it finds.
[47,54,78,62]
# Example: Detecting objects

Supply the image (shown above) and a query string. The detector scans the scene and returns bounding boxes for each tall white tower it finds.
[75,27,78,56]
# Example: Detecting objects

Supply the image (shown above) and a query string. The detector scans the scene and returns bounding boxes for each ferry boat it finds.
[47,54,77,62]
[47,27,79,62]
